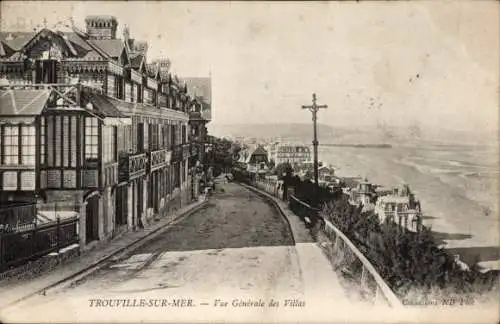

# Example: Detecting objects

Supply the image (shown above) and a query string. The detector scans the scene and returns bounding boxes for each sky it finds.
[1,1,498,134]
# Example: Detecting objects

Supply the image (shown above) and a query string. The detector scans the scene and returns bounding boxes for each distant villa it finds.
[268,143,311,165]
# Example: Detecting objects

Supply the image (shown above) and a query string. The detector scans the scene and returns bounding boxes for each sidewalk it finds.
[0,199,207,310]
[240,183,352,305]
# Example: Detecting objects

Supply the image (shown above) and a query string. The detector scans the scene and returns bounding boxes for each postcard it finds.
[0,1,498,323]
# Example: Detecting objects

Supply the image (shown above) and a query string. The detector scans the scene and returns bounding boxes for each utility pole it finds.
[302,93,328,206]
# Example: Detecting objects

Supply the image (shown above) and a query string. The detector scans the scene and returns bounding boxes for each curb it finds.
[2,199,208,309]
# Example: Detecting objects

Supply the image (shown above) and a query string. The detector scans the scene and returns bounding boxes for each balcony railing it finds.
[171,145,182,162]
[0,83,104,108]
[189,142,199,157]
[182,143,191,160]
[118,152,148,182]
[148,148,172,172]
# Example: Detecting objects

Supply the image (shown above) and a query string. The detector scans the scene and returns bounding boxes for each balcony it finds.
[148,148,172,173]
[182,143,191,160]
[189,142,198,156]
[118,152,148,182]
[171,145,183,162]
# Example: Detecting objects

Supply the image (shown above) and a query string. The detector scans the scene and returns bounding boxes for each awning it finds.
[87,93,132,126]
[0,89,50,124]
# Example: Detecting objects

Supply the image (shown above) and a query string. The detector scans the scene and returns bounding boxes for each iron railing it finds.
[118,152,148,182]
[0,204,37,232]
[149,148,171,172]
[0,216,79,272]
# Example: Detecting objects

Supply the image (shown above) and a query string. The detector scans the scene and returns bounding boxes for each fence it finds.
[251,177,402,308]
[320,218,403,307]
[254,177,284,200]
[0,204,37,232]
[0,216,79,272]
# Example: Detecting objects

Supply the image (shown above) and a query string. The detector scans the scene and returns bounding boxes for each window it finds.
[107,74,116,98]
[137,84,142,103]
[103,126,116,163]
[144,88,152,105]
[132,84,137,102]
[143,123,149,151]
[3,126,19,165]
[3,171,17,190]
[159,126,164,148]
[116,76,124,99]
[171,125,176,146]
[62,117,70,167]
[125,82,132,102]
[40,117,45,164]
[152,124,159,150]
[21,125,36,165]
[21,171,35,190]
[55,116,62,166]
[182,125,186,144]
[85,117,99,160]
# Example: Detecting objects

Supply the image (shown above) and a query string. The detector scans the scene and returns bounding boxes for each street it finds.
[0,183,356,323]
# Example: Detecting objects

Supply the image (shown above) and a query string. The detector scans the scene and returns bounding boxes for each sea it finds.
[319,140,499,266]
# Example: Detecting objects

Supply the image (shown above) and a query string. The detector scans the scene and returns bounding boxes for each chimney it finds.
[84,15,118,40]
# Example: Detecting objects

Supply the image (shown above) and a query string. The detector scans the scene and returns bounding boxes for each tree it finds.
[274,162,293,178]
[268,159,276,170]
[204,136,242,175]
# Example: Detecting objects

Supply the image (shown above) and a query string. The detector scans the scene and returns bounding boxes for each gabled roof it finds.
[181,77,211,104]
[89,39,124,58]
[252,145,268,156]
[159,70,169,82]
[129,53,144,69]
[0,32,35,51]
[0,89,51,120]
[87,93,126,118]
[63,32,92,51]
[252,145,267,155]
[0,29,107,61]
[0,42,10,56]
[146,62,159,78]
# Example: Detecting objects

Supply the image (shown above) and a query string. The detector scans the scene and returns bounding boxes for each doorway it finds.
[85,195,99,243]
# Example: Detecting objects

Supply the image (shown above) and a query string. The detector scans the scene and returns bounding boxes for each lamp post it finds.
[301,93,328,206]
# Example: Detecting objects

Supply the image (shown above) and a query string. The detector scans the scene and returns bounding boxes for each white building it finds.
[374,189,422,232]
[269,144,311,165]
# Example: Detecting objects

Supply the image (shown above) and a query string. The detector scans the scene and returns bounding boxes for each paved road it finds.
[1,183,357,323]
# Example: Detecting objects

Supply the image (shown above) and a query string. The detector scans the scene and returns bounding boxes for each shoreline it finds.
[319,145,499,268]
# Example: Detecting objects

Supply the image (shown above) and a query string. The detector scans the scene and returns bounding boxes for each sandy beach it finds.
[320,142,499,266]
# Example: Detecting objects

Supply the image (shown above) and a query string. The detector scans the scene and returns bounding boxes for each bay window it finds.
[107,74,116,98]
[45,116,77,167]
[103,126,116,163]
[85,117,99,161]
[144,88,152,105]
[21,125,36,165]
[143,122,149,151]
[125,82,132,102]
[3,126,19,165]
[40,117,45,164]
